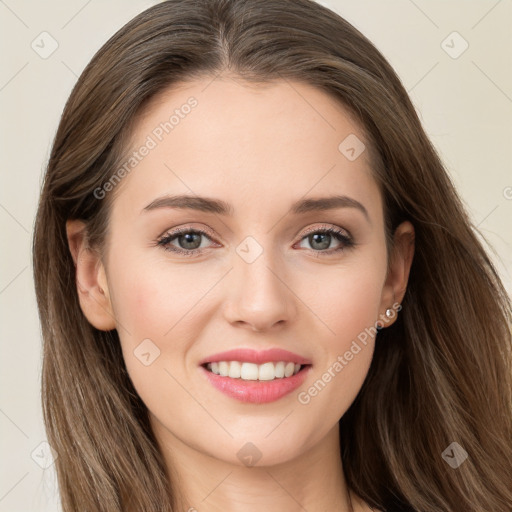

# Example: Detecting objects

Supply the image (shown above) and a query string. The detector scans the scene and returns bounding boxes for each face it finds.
[72,75,408,467]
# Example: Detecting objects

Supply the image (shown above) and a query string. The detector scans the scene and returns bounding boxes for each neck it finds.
[152,418,360,512]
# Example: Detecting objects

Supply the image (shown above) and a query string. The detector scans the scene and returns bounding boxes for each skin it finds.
[67,75,414,512]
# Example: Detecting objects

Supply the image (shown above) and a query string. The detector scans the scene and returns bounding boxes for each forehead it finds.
[110,76,382,223]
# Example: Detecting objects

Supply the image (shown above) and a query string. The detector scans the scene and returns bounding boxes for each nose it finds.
[222,246,297,332]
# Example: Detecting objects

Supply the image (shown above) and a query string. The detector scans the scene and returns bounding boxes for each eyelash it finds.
[156,224,354,258]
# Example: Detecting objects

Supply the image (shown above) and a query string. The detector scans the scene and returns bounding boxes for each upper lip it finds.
[199,348,312,366]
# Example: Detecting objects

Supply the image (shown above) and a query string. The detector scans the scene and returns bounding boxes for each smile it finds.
[199,348,312,404]
[205,361,303,380]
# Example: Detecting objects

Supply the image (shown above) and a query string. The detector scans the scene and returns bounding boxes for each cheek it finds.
[303,260,385,347]
[108,260,202,416]
[108,253,214,341]
[294,255,385,412]
[106,254,222,393]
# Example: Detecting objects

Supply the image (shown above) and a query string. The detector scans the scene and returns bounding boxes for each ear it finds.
[378,220,415,328]
[66,219,116,331]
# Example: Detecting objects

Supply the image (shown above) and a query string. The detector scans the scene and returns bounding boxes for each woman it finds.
[32,0,512,511]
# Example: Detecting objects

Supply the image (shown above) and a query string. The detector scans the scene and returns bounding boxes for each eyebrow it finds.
[143,194,369,222]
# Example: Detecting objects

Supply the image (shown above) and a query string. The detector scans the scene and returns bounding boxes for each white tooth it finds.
[208,360,299,380]
[218,361,229,377]
[241,362,259,380]
[258,362,275,381]
[274,361,285,378]
[284,362,295,377]
[228,361,241,378]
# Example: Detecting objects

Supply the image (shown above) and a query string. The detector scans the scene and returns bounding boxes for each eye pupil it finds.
[310,233,331,250]
[179,232,202,249]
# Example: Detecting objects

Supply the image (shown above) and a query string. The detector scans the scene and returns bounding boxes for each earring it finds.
[385,308,393,318]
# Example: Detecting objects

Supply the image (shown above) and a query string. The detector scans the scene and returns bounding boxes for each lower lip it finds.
[200,365,312,404]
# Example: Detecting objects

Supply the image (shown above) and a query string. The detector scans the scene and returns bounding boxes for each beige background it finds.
[1,1,511,510]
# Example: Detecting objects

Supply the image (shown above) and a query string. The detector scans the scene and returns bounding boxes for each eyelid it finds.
[157,223,217,240]
[298,222,352,239]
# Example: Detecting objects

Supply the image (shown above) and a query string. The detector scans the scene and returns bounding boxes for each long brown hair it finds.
[32,0,512,510]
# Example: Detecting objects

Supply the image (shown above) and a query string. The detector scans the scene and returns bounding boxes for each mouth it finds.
[199,348,312,404]
[202,360,310,381]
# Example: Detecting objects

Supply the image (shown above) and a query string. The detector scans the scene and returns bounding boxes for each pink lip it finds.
[199,364,312,404]
[198,348,312,366]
